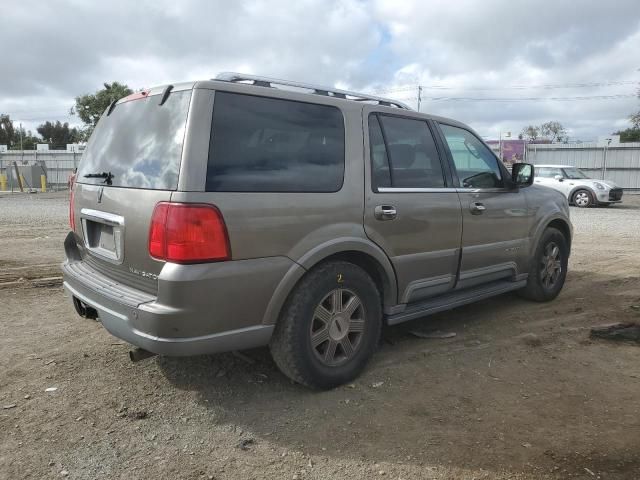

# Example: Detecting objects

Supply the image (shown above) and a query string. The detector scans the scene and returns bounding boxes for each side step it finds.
[386,279,527,326]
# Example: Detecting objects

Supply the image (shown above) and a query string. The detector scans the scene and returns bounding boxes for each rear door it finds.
[72,87,193,294]
[436,123,530,289]
[363,108,462,305]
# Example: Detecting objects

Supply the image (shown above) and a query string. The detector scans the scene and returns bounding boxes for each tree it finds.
[615,127,640,142]
[540,121,567,143]
[0,114,15,146]
[37,121,82,148]
[10,125,39,150]
[71,82,133,138]
[615,89,640,142]
[520,125,540,142]
[0,114,39,149]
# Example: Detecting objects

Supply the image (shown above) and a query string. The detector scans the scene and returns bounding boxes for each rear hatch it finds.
[72,87,192,294]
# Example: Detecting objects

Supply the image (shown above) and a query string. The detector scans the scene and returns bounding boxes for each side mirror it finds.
[554,175,564,182]
[511,163,534,187]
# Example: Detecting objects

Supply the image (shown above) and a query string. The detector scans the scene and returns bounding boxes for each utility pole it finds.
[417,86,422,112]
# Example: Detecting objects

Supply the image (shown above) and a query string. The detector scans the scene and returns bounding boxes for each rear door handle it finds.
[374,205,397,220]
[470,202,485,215]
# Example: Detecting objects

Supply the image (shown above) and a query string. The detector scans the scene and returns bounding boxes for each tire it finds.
[269,261,382,389]
[518,227,568,302]
[572,189,593,208]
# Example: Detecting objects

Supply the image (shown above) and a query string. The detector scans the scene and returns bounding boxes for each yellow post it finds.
[0,174,6,191]
[40,175,47,192]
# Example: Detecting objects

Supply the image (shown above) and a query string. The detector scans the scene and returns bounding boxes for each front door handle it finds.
[374,205,397,221]
[470,202,486,215]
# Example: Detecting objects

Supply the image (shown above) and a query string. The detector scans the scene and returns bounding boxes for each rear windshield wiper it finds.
[83,171,114,185]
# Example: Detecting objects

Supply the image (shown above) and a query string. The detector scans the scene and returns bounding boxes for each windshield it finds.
[562,167,589,179]
[77,90,191,190]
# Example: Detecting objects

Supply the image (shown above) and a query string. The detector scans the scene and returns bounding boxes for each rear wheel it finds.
[269,261,382,389]
[572,189,593,208]
[518,227,568,302]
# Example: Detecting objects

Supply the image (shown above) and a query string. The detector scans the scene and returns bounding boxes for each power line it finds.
[371,80,639,95]
[375,93,636,103]
[424,93,637,102]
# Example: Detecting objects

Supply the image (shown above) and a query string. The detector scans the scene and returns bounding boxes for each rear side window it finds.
[206,92,345,192]
[369,114,445,190]
[77,90,191,190]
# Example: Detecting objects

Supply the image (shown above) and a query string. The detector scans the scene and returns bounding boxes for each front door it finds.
[363,108,463,305]
[534,166,573,197]
[436,123,531,289]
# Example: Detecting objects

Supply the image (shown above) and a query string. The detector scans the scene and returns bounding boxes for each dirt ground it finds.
[1,192,639,480]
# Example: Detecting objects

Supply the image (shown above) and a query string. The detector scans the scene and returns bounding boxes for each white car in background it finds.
[534,164,623,208]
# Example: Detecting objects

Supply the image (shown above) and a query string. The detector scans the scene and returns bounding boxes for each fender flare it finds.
[261,237,398,325]
[530,212,573,258]
[568,185,596,204]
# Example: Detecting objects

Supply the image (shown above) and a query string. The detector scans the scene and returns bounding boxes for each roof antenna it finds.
[106,100,117,116]
[159,85,174,106]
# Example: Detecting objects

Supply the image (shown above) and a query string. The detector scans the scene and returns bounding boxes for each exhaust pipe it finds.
[129,348,157,363]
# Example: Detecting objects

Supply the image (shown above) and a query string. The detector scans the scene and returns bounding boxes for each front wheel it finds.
[518,227,568,302]
[270,261,382,389]
[572,189,593,208]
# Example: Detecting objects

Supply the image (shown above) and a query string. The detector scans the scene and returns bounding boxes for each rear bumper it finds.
[63,278,274,356]
[61,251,295,355]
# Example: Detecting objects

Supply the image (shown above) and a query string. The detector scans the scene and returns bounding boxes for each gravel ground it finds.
[1,191,639,480]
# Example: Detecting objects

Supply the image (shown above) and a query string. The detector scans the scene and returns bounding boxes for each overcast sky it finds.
[2,0,639,141]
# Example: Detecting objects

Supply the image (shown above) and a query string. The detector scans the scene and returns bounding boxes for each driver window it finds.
[440,124,503,188]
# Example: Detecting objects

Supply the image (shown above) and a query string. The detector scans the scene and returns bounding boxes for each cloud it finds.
[0,0,638,140]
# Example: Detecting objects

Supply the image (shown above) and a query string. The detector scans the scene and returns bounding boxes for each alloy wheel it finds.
[310,288,366,367]
[540,241,562,289]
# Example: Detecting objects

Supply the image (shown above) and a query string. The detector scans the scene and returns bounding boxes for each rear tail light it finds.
[148,202,230,263]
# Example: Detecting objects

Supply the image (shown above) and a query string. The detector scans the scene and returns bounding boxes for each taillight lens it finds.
[69,188,76,231]
[148,202,230,263]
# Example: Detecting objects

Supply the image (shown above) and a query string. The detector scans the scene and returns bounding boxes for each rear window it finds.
[206,92,345,192]
[77,90,191,190]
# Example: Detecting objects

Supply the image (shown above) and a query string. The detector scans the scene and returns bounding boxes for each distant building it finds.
[486,139,526,165]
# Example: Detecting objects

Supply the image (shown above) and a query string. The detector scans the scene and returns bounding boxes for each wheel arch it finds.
[261,238,398,325]
[546,218,572,254]
[569,185,596,205]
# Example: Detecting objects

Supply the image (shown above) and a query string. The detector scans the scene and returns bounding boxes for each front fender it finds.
[568,184,596,204]
[525,186,572,258]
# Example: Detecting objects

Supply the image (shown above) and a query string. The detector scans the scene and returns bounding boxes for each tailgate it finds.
[73,184,171,294]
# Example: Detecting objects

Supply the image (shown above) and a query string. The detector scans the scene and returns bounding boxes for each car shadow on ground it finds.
[155,269,640,476]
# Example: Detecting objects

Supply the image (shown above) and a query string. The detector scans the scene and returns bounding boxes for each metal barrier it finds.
[0,150,79,191]
[526,143,640,190]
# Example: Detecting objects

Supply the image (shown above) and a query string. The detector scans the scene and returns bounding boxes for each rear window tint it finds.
[77,90,191,190]
[206,92,345,192]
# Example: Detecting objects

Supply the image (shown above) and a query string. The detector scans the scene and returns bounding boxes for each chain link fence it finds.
[0,150,80,191]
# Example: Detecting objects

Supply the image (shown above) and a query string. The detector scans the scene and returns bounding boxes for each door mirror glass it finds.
[512,163,534,187]
[554,175,564,182]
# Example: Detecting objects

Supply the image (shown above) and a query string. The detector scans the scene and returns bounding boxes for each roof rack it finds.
[214,72,413,110]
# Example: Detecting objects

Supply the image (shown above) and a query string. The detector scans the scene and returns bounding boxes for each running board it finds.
[386,279,527,326]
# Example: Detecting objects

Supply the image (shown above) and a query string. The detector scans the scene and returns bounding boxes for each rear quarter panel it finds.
[173,85,396,321]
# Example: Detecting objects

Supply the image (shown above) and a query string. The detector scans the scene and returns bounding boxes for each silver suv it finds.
[63,73,572,389]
